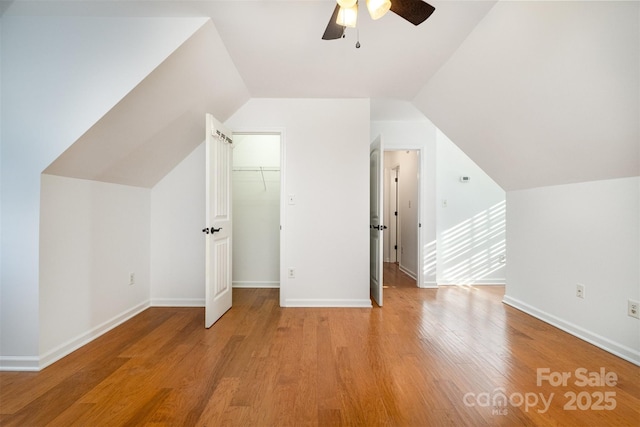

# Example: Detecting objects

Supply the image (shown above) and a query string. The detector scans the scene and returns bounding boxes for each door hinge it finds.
[394,245,397,250]
[395,177,398,182]
[419,223,422,228]
[394,211,397,216]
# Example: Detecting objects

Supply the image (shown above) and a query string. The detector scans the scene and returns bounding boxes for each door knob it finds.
[202,227,222,234]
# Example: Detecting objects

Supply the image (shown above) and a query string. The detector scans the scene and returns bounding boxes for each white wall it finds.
[1,15,205,369]
[150,143,206,306]
[226,99,371,307]
[436,129,506,285]
[39,175,150,368]
[232,134,280,288]
[504,177,640,364]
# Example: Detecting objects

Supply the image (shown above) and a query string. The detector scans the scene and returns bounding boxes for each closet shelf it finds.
[232,167,280,172]
[232,166,280,190]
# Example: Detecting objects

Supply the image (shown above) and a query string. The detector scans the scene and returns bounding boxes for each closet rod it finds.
[232,167,280,172]
[232,166,280,191]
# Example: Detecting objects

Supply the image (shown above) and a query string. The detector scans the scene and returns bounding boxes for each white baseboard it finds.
[233,281,280,289]
[0,356,40,372]
[36,301,151,371]
[284,299,372,308]
[420,281,438,289]
[399,264,417,280]
[438,278,506,286]
[503,295,640,366]
[151,298,205,307]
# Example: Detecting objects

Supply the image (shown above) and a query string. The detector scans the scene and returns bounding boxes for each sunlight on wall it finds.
[423,201,506,286]
[423,240,437,278]
[441,200,506,285]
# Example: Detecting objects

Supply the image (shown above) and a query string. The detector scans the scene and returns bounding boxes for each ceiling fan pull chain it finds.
[356,28,361,48]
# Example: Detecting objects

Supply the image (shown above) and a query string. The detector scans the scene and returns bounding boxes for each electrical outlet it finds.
[288,268,295,279]
[628,300,640,319]
[576,284,585,299]
[129,272,135,286]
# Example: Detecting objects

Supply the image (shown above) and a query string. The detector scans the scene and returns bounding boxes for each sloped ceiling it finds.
[44,20,250,188]
[6,0,496,100]
[205,0,496,98]
[15,1,639,190]
[29,0,496,188]
[414,1,639,191]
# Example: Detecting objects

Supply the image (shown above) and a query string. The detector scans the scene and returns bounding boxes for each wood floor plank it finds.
[194,377,240,426]
[0,356,129,426]
[1,265,638,426]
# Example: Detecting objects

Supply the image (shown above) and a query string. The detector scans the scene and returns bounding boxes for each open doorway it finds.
[231,134,281,289]
[383,150,419,288]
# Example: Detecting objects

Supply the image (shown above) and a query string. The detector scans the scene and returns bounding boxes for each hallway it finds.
[383,262,417,289]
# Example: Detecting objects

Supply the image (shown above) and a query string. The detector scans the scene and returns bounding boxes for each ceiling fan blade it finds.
[322,4,346,40]
[390,0,435,26]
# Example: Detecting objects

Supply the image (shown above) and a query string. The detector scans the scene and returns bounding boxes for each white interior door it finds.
[370,136,384,306]
[204,113,233,328]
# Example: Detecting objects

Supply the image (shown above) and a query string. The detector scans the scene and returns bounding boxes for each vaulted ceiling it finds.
[7,0,639,191]
[44,20,250,187]
[5,0,496,100]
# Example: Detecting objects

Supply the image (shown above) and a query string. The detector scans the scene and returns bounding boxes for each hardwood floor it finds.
[1,278,639,426]
[383,262,417,289]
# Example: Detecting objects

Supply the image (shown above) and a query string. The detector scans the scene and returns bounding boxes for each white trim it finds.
[437,278,506,286]
[420,281,438,289]
[503,296,640,366]
[233,281,280,288]
[229,127,287,309]
[37,301,150,371]
[279,130,287,308]
[151,298,205,307]
[384,147,423,299]
[0,356,40,372]
[284,299,372,308]
[399,264,417,280]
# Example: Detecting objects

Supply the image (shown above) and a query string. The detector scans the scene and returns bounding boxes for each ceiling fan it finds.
[322,0,436,40]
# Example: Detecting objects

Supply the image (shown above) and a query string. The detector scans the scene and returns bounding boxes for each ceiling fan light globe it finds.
[367,0,391,20]
[337,0,357,8]
[336,4,358,28]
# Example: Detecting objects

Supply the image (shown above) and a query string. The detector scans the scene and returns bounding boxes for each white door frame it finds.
[383,148,423,288]
[230,128,287,307]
